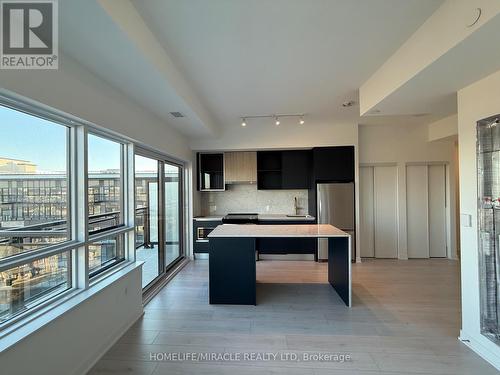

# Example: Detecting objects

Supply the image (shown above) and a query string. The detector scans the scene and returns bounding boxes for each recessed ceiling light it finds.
[342,101,356,108]
[170,111,184,118]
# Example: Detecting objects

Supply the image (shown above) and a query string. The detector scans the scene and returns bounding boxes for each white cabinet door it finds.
[406,165,430,258]
[373,166,398,258]
[360,166,375,257]
[428,165,447,257]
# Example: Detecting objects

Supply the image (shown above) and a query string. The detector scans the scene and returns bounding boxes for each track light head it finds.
[275,117,280,126]
[299,117,305,125]
[241,118,247,127]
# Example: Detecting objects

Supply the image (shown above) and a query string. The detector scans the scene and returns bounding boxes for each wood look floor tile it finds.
[88,259,498,375]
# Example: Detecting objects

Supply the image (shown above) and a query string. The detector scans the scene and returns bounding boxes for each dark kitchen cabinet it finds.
[281,150,311,189]
[257,219,318,260]
[313,146,354,182]
[257,150,311,190]
[197,153,225,191]
[257,151,283,190]
[193,218,222,254]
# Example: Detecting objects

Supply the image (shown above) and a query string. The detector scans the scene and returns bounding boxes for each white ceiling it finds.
[131,0,443,134]
[59,0,216,137]
[59,0,444,138]
[362,11,500,118]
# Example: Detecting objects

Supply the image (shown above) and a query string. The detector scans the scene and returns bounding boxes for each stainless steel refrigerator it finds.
[317,182,355,261]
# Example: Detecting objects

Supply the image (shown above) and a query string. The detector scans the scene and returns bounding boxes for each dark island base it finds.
[209,236,350,306]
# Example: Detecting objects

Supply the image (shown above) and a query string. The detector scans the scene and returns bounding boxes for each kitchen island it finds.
[207,224,351,306]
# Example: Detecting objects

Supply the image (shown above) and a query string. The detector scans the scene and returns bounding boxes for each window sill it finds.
[0,261,144,353]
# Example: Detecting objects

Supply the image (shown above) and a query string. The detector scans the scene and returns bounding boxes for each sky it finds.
[1,105,120,173]
[0,105,67,172]
[0,105,179,174]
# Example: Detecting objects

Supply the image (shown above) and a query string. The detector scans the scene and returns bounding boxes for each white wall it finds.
[1,266,143,375]
[428,114,458,142]
[359,122,457,259]
[0,55,193,373]
[457,69,500,370]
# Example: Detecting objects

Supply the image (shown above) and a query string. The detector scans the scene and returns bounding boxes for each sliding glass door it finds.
[135,152,184,290]
[165,163,182,268]
[135,155,160,288]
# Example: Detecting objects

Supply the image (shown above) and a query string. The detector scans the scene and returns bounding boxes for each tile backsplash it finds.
[200,184,309,215]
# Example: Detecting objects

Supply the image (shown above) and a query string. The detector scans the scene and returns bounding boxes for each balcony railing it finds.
[0,207,150,257]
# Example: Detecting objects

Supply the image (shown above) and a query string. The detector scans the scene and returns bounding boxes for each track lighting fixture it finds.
[237,114,306,127]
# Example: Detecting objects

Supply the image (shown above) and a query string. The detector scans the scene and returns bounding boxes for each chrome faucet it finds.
[294,197,299,215]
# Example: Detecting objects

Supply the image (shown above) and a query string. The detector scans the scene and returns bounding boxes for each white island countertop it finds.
[208,224,349,238]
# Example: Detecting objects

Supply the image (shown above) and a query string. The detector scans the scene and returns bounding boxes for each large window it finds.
[0,95,185,329]
[0,106,69,260]
[86,133,126,277]
[87,134,123,235]
[0,105,72,324]
[0,98,135,327]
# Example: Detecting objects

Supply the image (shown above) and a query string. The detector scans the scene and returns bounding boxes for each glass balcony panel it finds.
[88,234,125,277]
[0,251,70,324]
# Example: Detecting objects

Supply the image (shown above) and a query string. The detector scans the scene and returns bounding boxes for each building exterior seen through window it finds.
[0,102,184,325]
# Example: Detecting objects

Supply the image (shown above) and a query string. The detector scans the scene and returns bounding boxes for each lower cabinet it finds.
[193,219,222,254]
[257,220,317,260]
[257,237,317,254]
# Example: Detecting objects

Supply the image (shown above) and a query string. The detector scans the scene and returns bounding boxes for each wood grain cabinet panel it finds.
[225,151,257,183]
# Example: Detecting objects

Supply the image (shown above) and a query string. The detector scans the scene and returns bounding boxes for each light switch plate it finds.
[461,213,472,227]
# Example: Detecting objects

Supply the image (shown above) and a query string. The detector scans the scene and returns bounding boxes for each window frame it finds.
[0,93,136,329]
[134,147,186,291]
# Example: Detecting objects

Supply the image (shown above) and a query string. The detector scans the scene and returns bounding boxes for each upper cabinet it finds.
[257,151,283,189]
[224,151,257,184]
[257,150,311,190]
[197,147,355,191]
[197,153,225,191]
[312,146,354,182]
[281,150,311,189]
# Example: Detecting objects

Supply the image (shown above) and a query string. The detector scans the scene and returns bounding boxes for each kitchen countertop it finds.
[193,216,224,221]
[194,214,315,221]
[257,214,315,221]
[208,224,349,238]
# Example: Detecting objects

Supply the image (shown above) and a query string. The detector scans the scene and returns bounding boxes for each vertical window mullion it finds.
[125,143,135,262]
[73,125,89,289]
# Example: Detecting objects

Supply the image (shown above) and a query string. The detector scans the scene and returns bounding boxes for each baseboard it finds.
[76,310,144,375]
[459,330,500,371]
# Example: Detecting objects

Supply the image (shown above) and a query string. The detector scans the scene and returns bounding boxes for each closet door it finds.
[428,165,447,257]
[373,166,398,258]
[360,167,375,257]
[406,165,430,258]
